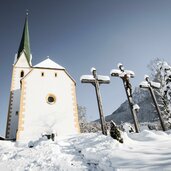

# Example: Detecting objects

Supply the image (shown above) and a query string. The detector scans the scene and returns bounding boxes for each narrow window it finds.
[16,111,19,116]
[55,73,57,77]
[41,72,44,77]
[20,71,24,78]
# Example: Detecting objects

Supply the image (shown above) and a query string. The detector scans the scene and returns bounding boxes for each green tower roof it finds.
[17,15,31,64]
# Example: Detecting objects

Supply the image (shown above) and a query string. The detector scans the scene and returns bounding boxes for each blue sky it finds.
[1,0,171,136]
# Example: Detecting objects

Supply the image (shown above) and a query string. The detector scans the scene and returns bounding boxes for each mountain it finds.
[105,87,158,124]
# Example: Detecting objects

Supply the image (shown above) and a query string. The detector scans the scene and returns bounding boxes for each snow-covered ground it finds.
[0,130,171,171]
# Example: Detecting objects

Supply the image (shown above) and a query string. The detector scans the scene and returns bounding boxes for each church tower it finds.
[6,15,32,139]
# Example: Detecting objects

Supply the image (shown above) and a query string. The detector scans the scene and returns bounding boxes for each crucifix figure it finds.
[111,63,140,133]
[123,74,132,98]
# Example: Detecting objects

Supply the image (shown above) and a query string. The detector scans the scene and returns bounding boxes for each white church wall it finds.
[17,68,79,142]
[6,53,31,139]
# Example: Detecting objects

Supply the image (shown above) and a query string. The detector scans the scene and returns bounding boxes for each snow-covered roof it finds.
[34,58,65,69]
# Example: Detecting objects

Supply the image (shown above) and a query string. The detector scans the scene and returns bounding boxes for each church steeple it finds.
[17,13,31,64]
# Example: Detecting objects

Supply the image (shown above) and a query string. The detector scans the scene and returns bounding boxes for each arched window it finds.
[20,71,24,78]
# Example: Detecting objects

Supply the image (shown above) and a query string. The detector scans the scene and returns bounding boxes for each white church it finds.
[5,16,80,142]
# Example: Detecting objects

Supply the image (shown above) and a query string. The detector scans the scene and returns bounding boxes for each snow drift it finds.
[0,130,171,170]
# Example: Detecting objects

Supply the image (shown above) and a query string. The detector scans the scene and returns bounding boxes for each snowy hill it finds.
[105,87,158,124]
[0,131,171,170]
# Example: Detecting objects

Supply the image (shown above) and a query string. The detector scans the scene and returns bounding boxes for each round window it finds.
[46,94,56,104]
[48,96,55,103]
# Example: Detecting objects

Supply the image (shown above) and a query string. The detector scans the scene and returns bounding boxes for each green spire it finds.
[17,14,31,64]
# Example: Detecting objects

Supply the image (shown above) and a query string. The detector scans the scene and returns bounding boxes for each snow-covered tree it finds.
[78,105,88,133]
[148,59,171,129]
[157,61,171,126]
[78,105,101,133]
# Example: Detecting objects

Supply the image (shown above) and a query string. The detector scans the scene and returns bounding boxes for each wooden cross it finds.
[80,68,110,135]
[140,75,166,131]
[111,63,140,133]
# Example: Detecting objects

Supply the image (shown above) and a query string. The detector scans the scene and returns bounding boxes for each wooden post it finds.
[148,87,166,131]
[122,78,139,133]
[92,69,107,135]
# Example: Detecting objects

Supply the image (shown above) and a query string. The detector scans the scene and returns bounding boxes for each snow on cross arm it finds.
[124,70,135,77]
[80,75,94,82]
[140,81,149,89]
[150,81,161,89]
[80,75,110,82]
[110,69,123,77]
[110,69,135,78]
[97,75,110,82]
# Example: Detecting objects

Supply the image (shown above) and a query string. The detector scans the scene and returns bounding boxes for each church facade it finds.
[6,16,80,141]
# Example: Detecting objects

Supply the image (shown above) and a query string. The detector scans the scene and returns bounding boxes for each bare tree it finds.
[78,105,101,133]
